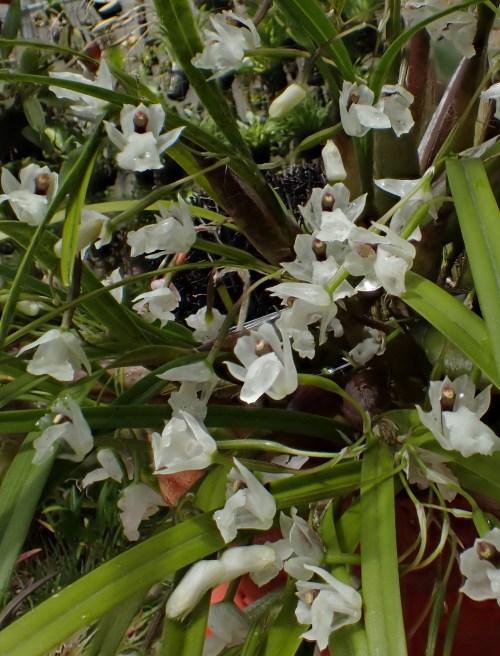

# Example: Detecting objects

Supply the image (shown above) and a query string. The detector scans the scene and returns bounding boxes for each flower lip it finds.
[35,173,51,195]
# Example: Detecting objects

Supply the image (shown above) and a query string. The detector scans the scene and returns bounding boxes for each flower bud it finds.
[165,560,225,619]
[269,84,306,120]
[321,140,347,183]
[16,300,41,317]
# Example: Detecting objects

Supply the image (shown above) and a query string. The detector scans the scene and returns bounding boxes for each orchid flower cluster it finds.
[3,0,500,653]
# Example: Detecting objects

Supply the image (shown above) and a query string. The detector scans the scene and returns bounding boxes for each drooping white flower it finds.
[203,602,251,656]
[344,223,416,296]
[224,322,297,404]
[339,81,391,137]
[295,565,362,651]
[402,0,476,59]
[165,545,275,620]
[117,482,167,541]
[269,83,307,120]
[186,306,226,344]
[403,446,459,502]
[321,140,347,183]
[127,198,195,258]
[460,528,500,603]
[192,11,260,77]
[0,164,58,226]
[416,375,500,457]
[33,396,93,465]
[81,448,127,487]
[349,327,386,365]
[49,59,114,116]
[379,84,415,137]
[481,82,500,121]
[213,458,277,543]
[152,410,217,474]
[18,328,91,382]
[104,103,184,172]
[54,209,111,258]
[132,286,180,327]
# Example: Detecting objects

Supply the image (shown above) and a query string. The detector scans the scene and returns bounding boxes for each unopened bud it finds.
[322,140,346,183]
[269,83,307,120]
[133,110,149,133]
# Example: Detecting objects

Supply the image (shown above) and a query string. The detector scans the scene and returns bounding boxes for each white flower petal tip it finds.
[49,59,113,116]
[295,565,362,650]
[269,84,307,120]
[322,140,347,182]
[460,528,500,603]
[117,483,166,541]
[213,458,277,543]
[18,328,90,382]
[417,375,500,458]
[152,411,217,474]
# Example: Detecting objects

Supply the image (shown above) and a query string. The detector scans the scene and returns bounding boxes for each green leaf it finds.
[446,158,500,381]
[22,97,45,134]
[360,438,407,656]
[0,0,21,57]
[402,271,500,389]
[0,432,54,603]
[0,514,225,656]
[260,581,303,656]
[159,591,210,656]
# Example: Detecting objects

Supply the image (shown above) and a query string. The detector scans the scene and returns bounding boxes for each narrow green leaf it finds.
[447,158,500,380]
[360,438,407,656]
[0,0,21,57]
[22,97,45,134]
[402,271,500,389]
[0,514,225,656]
[260,581,303,656]
[0,432,54,603]
[159,591,210,656]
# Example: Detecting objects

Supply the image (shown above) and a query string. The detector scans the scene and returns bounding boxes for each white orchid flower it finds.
[192,11,260,77]
[295,565,362,651]
[33,396,93,465]
[344,223,416,296]
[105,103,184,172]
[186,306,226,344]
[460,528,500,603]
[18,328,91,382]
[339,81,391,137]
[213,458,277,543]
[0,164,58,226]
[349,327,386,365]
[132,286,180,327]
[117,483,167,541]
[81,448,127,487]
[127,197,195,257]
[299,183,366,234]
[379,84,415,137]
[152,410,217,474]
[54,209,111,258]
[49,59,113,116]
[417,375,500,457]
[225,322,297,404]
[403,446,459,502]
[481,82,500,121]
[203,602,251,656]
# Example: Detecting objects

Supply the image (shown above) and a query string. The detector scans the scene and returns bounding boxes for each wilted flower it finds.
[81,448,127,488]
[192,11,260,77]
[152,410,217,474]
[213,458,277,543]
[269,83,307,120]
[18,328,91,382]
[460,528,500,604]
[117,483,167,541]
[33,396,93,465]
[417,375,500,457]
[295,565,362,650]
[339,81,391,137]
[127,197,195,258]
[0,164,58,226]
[132,286,180,327]
[225,322,297,404]
[105,103,184,171]
[49,59,113,116]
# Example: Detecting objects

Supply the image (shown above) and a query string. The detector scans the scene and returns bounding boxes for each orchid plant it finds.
[1,0,500,654]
